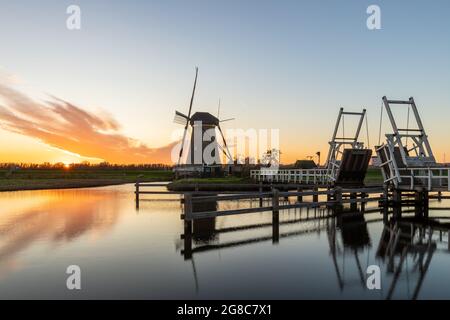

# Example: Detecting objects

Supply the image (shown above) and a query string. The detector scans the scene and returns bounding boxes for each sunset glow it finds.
[1,1,449,165]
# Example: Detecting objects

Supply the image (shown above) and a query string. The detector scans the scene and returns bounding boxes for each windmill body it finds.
[173,68,233,178]
[187,112,221,166]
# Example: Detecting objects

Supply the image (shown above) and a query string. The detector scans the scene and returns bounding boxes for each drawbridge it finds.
[251,108,372,187]
[376,97,449,191]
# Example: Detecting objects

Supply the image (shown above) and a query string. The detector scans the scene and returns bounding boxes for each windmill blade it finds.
[217,124,233,162]
[186,67,198,121]
[178,67,199,165]
[174,110,189,125]
[219,118,235,123]
[217,98,221,118]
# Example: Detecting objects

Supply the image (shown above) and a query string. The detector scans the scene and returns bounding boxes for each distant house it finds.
[293,160,317,169]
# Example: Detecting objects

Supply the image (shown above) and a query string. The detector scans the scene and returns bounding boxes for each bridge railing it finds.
[397,167,450,191]
[250,169,332,184]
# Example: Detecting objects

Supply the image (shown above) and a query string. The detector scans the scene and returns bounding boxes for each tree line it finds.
[0,162,173,170]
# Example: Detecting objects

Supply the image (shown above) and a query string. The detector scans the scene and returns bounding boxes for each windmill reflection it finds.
[181,200,333,260]
[179,198,334,293]
[192,200,218,243]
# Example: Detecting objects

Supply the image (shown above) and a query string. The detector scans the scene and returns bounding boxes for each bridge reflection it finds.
[377,215,450,299]
[177,196,450,299]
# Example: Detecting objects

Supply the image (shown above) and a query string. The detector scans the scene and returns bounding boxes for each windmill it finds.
[173,68,233,170]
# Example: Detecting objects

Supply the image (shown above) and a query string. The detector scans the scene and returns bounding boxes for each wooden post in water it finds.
[259,182,263,207]
[272,189,279,213]
[415,191,423,217]
[272,189,280,244]
[382,204,389,224]
[184,193,193,221]
[350,192,357,211]
[272,211,279,244]
[313,187,319,203]
[423,190,429,218]
[334,186,343,213]
[361,192,367,211]
[392,189,403,219]
[135,177,140,209]
[183,193,193,260]
[297,187,303,202]
[382,186,389,207]
[393,189,402,206]
[183,224,192,260]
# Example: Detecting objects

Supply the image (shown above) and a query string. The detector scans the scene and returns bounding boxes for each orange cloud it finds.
[0,83,175,164]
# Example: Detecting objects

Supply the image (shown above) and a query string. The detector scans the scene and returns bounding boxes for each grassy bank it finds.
[0,169,173,192]
[167,168,384,191]
[0,167,383,192]
[364,168,384,184]
[167,176,256,191]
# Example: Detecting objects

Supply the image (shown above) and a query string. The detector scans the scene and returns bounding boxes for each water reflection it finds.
[327,209,373,291]
[178,199,450,300]
[377,215,450,300]
[0,189,123,277]
[192,200,218,243]
[181,203,333,260]
[2,185,450,299]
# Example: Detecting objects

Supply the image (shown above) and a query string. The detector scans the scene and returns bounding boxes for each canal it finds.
[1,183,450,299]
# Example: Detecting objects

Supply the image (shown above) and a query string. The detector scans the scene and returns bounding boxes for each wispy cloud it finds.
[0,82,175,164]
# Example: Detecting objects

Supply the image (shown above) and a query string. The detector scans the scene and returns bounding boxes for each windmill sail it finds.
[178,67,198,165]
[217,124,233,163]
[174,110,189,125]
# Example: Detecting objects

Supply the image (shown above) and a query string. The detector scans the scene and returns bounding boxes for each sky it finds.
[0,0,450,164]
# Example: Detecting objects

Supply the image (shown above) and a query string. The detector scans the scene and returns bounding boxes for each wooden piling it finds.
[183,193,193,260]
[272,212,279,244]
[259,182,263,207]
[183,220,192,260]
[334,187,343,212]
[382,186,389,207]
[135,178,140,209]
[184,193,193,220]
[350,192,357,211]
[313,187,319,202]
[335,187,342,203]
[297,187,303,202]
[272,189,280,243]
[272,189,279,214]
[423,190,429,218]
[393,189,402,206]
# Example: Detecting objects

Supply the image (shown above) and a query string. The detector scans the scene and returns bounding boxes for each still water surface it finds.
[1,183,450,299]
